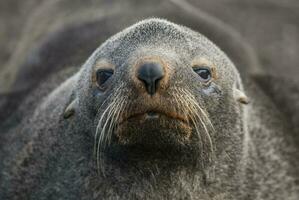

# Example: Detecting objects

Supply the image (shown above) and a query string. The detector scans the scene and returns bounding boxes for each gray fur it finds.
[0,0,261,123]
[0,6,298,200]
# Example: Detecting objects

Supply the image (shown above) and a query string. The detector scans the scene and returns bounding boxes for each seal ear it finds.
[64,98,78,119]
[234,88,249,104]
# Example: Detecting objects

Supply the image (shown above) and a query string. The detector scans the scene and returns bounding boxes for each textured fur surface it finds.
[0,1,299,200]
[1,18,298,200]
[0,0,260,121]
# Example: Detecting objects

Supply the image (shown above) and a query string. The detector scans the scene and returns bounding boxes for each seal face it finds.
[1,8,298,198]
[65,18,248,169]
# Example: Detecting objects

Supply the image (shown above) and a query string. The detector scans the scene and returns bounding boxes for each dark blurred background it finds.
[1,0,299,82]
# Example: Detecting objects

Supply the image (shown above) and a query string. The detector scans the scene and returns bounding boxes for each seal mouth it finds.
[114,107,194,146]
[118,109,189,125]
[145,111,159,119]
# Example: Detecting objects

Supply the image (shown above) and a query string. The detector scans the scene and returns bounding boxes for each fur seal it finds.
[0,18,298,200]
[0,0,262,123]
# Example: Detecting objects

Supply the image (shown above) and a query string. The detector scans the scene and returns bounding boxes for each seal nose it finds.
[137,62,165,95]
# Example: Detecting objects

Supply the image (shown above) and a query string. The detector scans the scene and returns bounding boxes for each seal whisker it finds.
[173,89,184,119]
[94,100,115,156]
[95,90,123,169]
[183,90,215,132]
[176,89,205,162]
[95,93,113,114]
[184,94,214,158]
[93,87,121,154]
[183,90,215,131]
[97,100,123,174]
[107,84,127,146]
[106,95,127,146]
[181,89,214,130]
[96,100,117,173]
[98,101,117,146]
[98,84,124,149]
[96,85,128,174]
[101,100,119,147]
[174,89,205,158]
[179,88,214,164]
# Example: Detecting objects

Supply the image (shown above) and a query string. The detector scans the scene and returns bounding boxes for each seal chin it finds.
[114,110,193,148]
[97,110,200,167]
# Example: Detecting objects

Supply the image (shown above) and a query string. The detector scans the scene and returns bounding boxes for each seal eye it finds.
[193,67,211,82]
[96,69,114,87]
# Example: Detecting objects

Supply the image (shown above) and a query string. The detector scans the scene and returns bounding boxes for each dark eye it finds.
[193,67,212,82]
[96,69,114,88]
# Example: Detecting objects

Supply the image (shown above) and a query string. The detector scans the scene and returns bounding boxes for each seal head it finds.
[64,18,248,170]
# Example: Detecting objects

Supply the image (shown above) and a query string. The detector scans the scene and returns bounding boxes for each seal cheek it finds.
[202,83,221,96]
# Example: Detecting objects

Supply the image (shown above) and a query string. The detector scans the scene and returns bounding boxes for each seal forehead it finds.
[85,18,238,85]
[97,19,205,60]
[112,18,190,44]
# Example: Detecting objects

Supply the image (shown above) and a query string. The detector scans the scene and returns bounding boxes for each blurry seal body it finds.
[0,19,298,200]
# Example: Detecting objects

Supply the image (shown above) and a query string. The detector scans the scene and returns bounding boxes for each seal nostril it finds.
[137,62,165,95]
